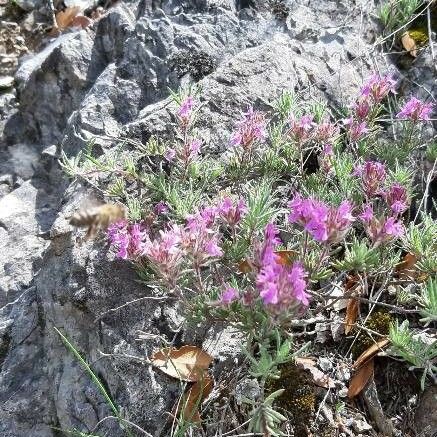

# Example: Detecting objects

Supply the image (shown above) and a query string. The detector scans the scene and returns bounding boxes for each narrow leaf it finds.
[348,358,374,398]
[344,299,360,335]
[353,338,389,370]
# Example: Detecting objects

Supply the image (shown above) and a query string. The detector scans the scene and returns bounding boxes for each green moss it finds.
[352,310,393,359]
[265,362,315,437]
[407,28,429,46]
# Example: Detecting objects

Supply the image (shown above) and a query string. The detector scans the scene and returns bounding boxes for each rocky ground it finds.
[0,0,435,436]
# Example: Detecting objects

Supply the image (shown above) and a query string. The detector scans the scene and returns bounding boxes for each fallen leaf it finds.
[295,357,336,389]
[348,358,374,398]
[396,252,428,282]
[401,32,417,57]
[353,338,389,370]
[238,250,297,273]
[344,299,360,335]
[151,345,213,382]
[176,375,213,424]
[238,259,253,273]
[55,6,81,30]
[275,249,298,266]
[71,15,93,29]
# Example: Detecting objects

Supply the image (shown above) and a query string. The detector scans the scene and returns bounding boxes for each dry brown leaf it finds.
[238,250,297,273]
[344,299,360,335]
[353,338,389,370]
[275,249,298,266]
[55,6,81,30]
[348,358,374,398]
[396,252,428,282]
[238,259,253,273]
[71,15,93,29]
[176,375,213,424]
[401,32,417,57]
[295,357,336,389]
[151,345,213,382]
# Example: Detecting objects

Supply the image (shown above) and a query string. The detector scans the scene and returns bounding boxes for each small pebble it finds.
[0,76,14,89]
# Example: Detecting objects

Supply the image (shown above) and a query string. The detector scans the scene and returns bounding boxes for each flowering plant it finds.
[63,73,437,436]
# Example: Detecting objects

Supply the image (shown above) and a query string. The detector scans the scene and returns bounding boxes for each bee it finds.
[69,203,126,240]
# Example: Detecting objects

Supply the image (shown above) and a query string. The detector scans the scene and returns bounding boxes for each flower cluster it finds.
[288,195,354,244]
[177,96,194,126]
[354,160,387,198]
[360,73,396,103]
[345,73,396,142]
[396,97,434,122]
[216,197,247,227]
[287,115,339,146]
[256,224,310,309]
[359,204,404,246]
[108,221,145,260]
[230,106,267,151]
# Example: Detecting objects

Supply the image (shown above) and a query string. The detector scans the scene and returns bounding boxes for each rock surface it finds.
[0,0,435,436]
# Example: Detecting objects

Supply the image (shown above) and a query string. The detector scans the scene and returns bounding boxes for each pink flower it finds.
[396,97,434,121]
[314,121,339,143]
[142,225,184,285]
[108,221,145,260]
[362,214,404,245]
[254,223,281,269]
[325,200,355,244]
[359,204,374,223]
[289,114,314,143]
[154,201,169,215]
[354,160,386,198]
[289,195,354,244]
[178,96,194,122]
[319,143,334,174]
[230,106,267,150]
[165,148,176,161]
[220,287,238,305]
[344,118,368,142]
[353,97,372,120]
[384,184,408,215]
[257,259,310,309]
[217,197,247,227]
[360,73,396,103]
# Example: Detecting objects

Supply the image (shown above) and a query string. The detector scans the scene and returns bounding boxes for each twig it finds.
[94,295,169,322]
[91,415,154,436]
[427,3,436,74]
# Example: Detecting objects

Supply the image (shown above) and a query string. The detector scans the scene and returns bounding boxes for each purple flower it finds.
[344,118,368,142]
[257,259,309,309]
[354,160,387,198]
[178,96,194,122]
[384,184,409,215]
[220,287,238,305]
[314,121,339,143]
[165,148,176,161]
[230,106,267,150]
[289,114,314,143]
[289,195,354,244]
[217,197,247,227]
[360,73,396,103]
[383,217,404,237]
[142,225,184,285]
[396,97,434,121]
[154,201,169,215]
[353,97,372,120]
[108,221,146,260]
[319,143,334,174]
[362,214,404,245]
[359,204,374,223]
